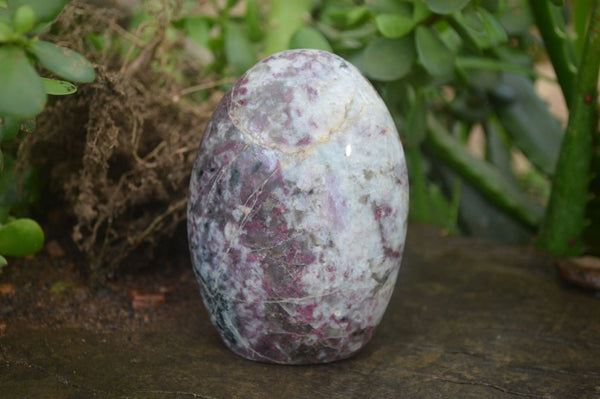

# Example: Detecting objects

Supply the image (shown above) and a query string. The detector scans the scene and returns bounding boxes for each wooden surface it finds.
[2,224,600,398]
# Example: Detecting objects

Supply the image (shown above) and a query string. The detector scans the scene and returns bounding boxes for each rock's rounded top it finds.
[228,49,388,153]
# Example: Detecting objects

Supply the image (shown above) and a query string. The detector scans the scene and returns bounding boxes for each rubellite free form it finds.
[187,49,409,364]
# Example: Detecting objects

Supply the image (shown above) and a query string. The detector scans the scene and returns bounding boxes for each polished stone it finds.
[187,49,409,364]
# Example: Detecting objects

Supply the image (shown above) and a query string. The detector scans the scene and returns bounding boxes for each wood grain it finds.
[1,224,599,398]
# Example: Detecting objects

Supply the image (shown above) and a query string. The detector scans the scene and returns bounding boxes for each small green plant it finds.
[0,0,96,265]
[172,0,264,77]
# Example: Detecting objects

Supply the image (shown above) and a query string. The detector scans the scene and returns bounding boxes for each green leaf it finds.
[498,0,533,35]
[437,19,464,53]
[225,22,256,75]
[0,21,12,42]
[346,5,369,26]
[290,26,332,52]
[178,16,211,47]
[465,69,502,91]
[450,90,493,121]
[0,46,45,118]
[0,217,44,257]
[367,0,411,14]
[492,73,563,176]
[245,0,263,42]
[424,0,470,15]
[11,4,34,33]
[0,7,10,24]
[449,5,504,51]
[415,25,454,77]
[29,40,96,83]
[456,177,532,245]
[6,0,66,23]
[0,154,40,209]
[460,6,486,43]
[0,114,19,141]
[375,13,415,38]
[30,20,51,34]
[361,36,415,81]
[413,0,431,23]
[478,7,507,45]
[334,23,378,41]
[480,0,499,12]
[320,4,351,27]
[0,254,6,268]
[42,77,76,95]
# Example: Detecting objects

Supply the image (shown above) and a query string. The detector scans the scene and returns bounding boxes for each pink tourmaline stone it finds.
[188,49,409,364]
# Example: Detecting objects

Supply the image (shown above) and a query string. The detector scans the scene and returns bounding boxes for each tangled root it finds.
[24,1,223,276]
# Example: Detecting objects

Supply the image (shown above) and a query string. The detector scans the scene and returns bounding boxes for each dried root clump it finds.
[25,1,222,276]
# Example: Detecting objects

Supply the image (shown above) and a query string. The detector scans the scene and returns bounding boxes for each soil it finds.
[0,225,198,336]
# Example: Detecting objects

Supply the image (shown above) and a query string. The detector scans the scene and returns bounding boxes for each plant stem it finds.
[264,0,314,55]
[426,116,543,228]
[537,2,600,256]
[528,0,578,106]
